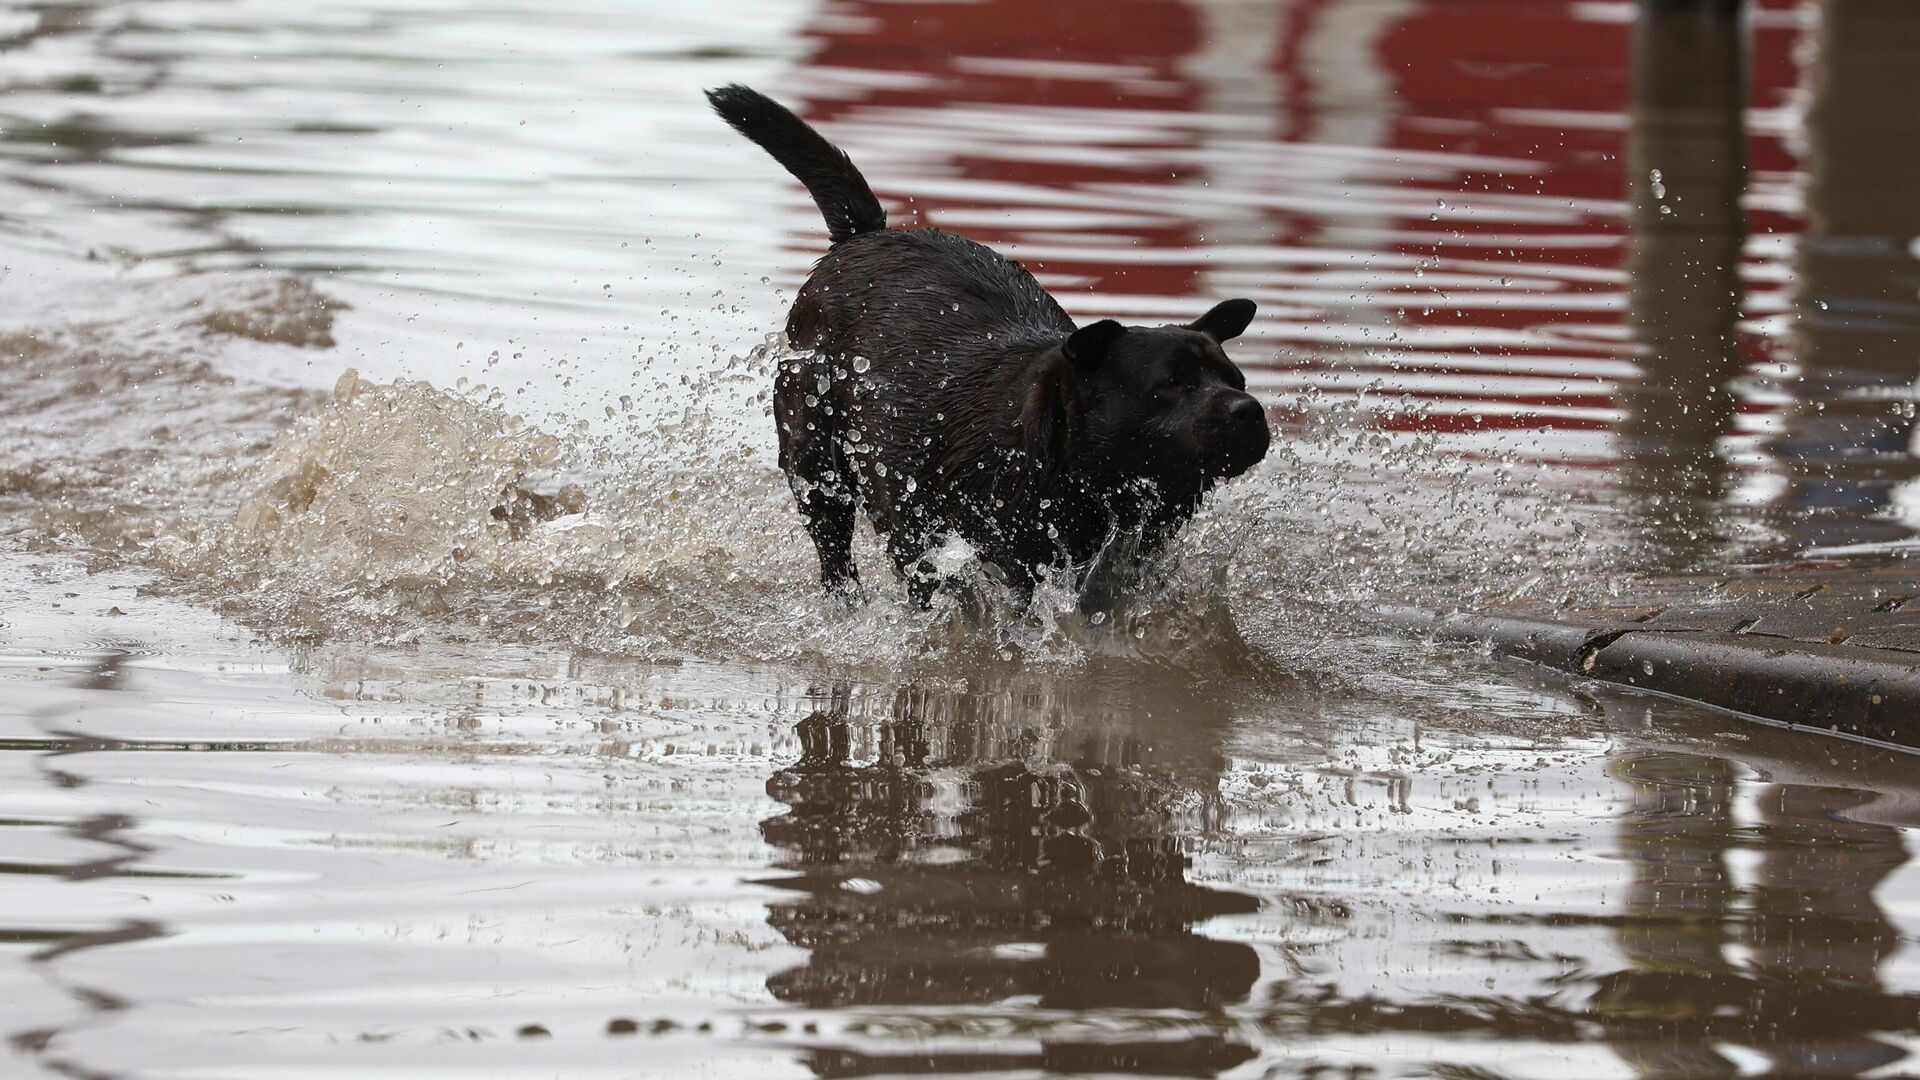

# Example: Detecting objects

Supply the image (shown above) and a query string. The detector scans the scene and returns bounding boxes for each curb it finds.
[1374,605,1920,753]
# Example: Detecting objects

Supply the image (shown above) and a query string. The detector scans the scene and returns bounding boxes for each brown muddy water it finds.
[4,1,1920,1077]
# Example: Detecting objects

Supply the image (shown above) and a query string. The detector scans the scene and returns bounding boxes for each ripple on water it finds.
[4,558,1918,1078]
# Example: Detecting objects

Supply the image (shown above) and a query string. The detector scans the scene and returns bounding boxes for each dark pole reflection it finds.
[1618,0,1747,566]
[758,676,1259,1077]
[1595,751,1917,1075]
[1777,0,1920,551]
[1594,753,1747,1076]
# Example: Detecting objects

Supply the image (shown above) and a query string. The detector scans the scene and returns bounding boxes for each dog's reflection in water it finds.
[758,681,1259,1077]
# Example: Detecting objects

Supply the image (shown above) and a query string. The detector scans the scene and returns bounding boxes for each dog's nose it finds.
[1227,395,1265,430]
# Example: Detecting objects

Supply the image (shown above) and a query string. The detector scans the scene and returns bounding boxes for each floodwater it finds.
[3,0,1919,1077]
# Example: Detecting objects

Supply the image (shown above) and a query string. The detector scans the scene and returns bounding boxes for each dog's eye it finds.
[1157,372,1186,391]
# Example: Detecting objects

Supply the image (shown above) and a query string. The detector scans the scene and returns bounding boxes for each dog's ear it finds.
[1188,298,1256,342]
[1063,319,1126,370]
[1017,355,1081,478]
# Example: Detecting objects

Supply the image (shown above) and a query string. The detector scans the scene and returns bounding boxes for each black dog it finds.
[708,86,1270,608]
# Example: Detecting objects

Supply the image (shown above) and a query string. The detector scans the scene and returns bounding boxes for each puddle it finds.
[4,553,1918,1078]
[3,0,1919,1077]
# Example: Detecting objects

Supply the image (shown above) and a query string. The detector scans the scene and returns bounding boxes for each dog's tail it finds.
[706,85,887,245]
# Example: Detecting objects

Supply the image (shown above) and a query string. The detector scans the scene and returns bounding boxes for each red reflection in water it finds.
[777,0,1810,441]
[798,0,1210,299]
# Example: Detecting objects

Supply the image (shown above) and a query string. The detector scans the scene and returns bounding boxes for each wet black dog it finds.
[708,86,1270,609]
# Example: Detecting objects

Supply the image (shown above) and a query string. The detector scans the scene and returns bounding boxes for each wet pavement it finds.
[1378,559,1920,751]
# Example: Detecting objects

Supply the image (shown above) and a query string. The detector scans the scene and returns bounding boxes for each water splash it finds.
[2,261,1608,674]
[177,329,1596,673]
[232,368,568,584]
[202,336,1276,669]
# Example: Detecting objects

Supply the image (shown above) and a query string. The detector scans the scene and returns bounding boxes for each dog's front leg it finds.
[1076,525,1144,618]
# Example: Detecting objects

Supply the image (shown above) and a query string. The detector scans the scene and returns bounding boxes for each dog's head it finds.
[1028,299,1269,502]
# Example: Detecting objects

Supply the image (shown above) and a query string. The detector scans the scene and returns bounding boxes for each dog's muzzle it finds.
[1204,393,1270,478]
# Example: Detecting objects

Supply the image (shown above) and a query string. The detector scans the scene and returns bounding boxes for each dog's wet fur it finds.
[707,85,1270,609]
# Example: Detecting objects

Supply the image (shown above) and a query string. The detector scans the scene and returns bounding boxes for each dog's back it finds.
[706,85,1071,360]
[790,229,1072,362]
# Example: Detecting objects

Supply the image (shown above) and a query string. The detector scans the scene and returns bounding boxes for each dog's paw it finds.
[823,575,867,611]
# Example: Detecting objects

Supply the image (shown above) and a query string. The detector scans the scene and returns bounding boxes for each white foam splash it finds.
[233,368,565,586]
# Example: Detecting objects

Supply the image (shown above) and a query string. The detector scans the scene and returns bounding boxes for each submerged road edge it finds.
[1373,605,1920,754]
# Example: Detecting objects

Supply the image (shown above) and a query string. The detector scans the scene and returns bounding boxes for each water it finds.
[4,0,1920,1077]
